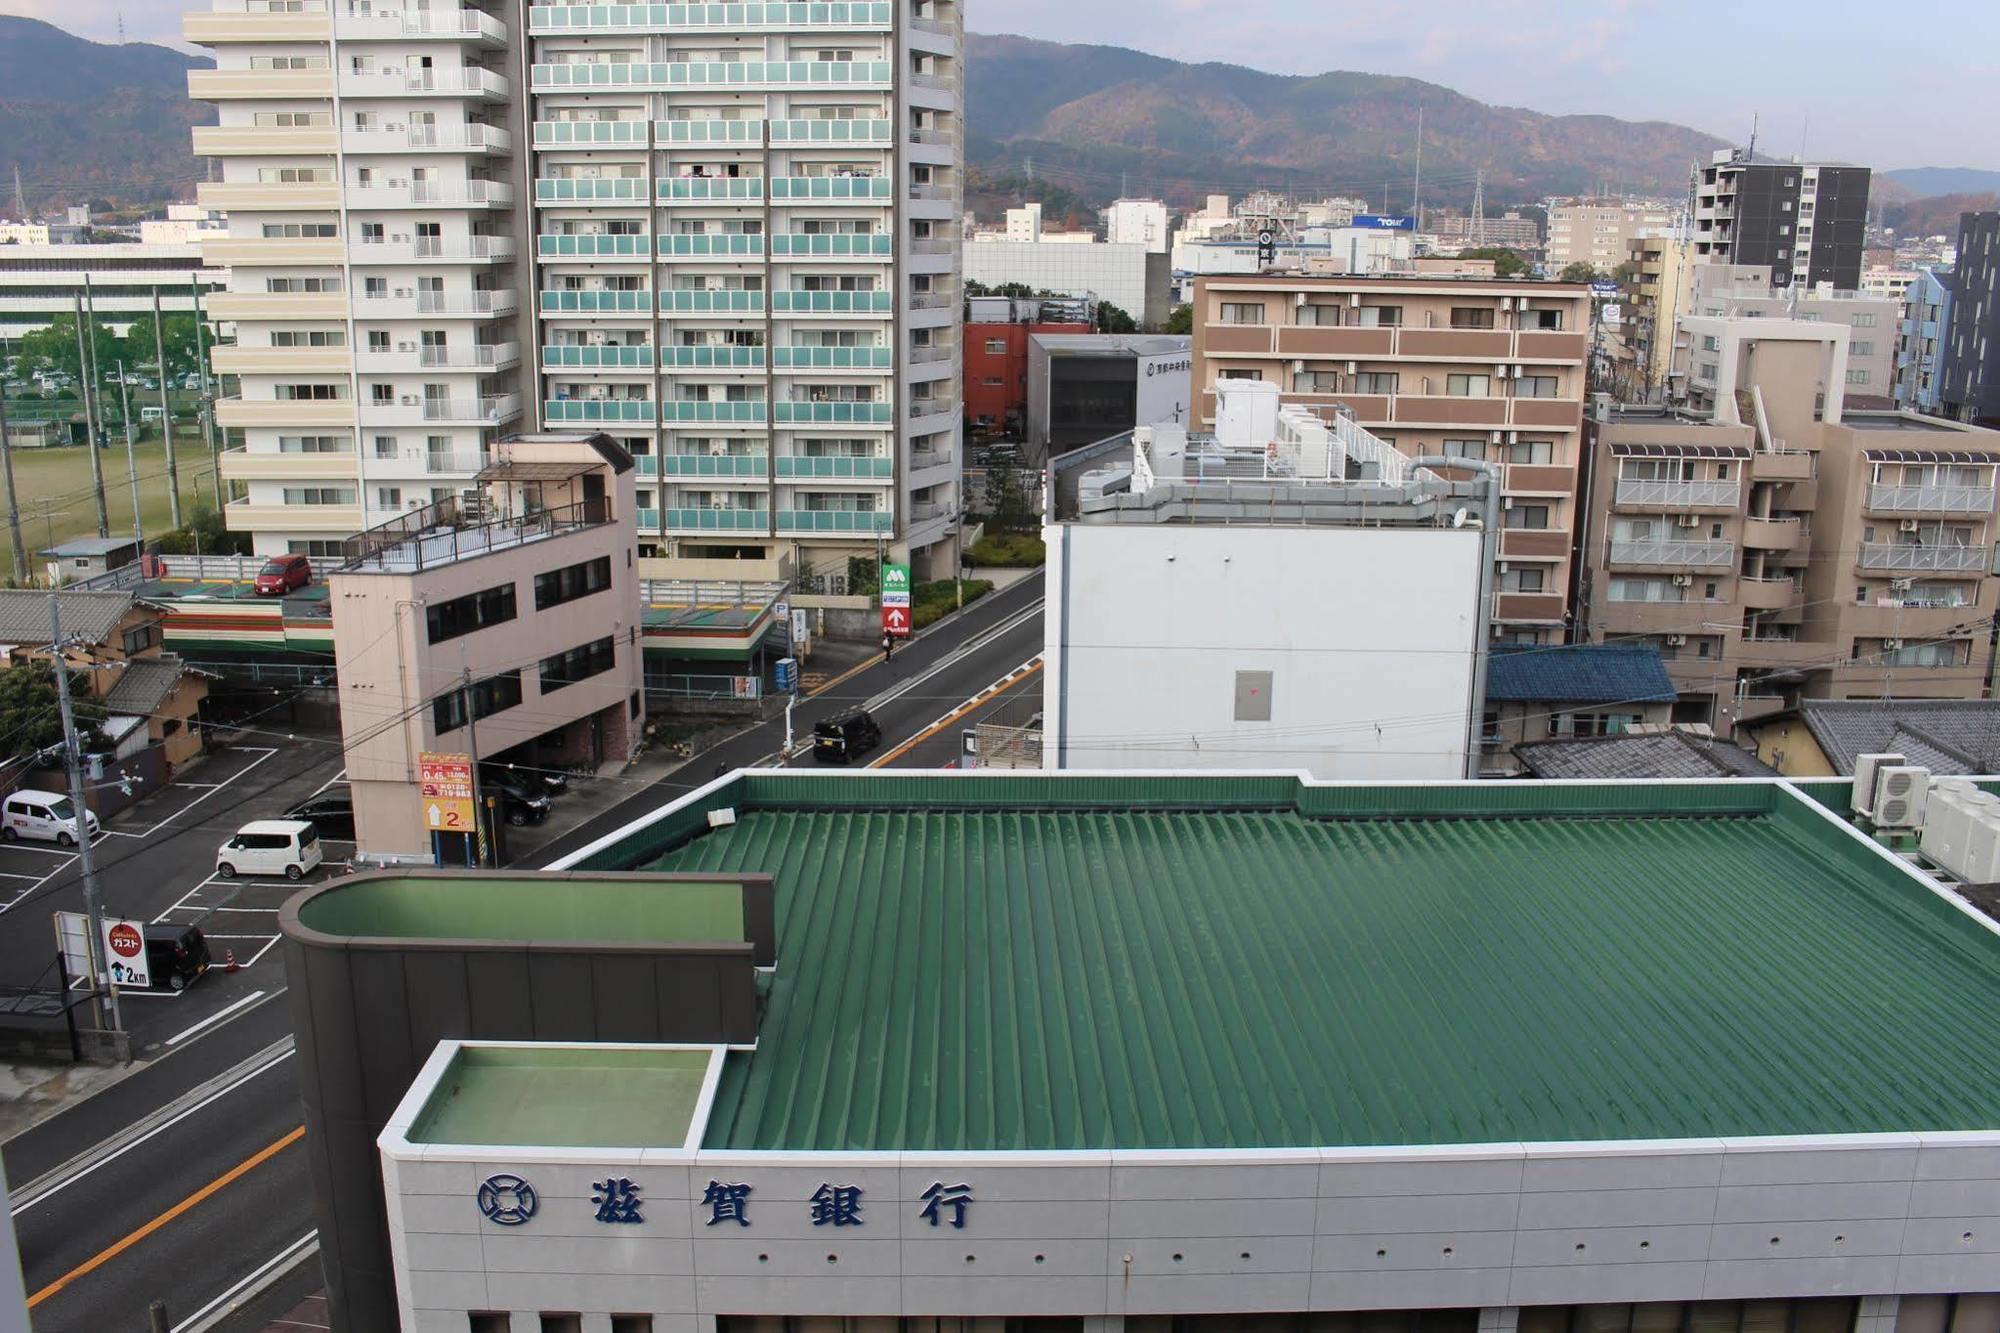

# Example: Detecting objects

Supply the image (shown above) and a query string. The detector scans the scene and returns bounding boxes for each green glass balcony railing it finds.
[530,59,891,90]
[657,177,765,202]
[770,290,893,314]
[537,234,649,257]
[660,401,768,423]
[532,120,648,145]
[776,509,892,534]
[770,345,892,369]
[542,344,654,367]
[534,178,647,202]
[654,453,769,477]
[539,289,651,312]
[772,401,893,424]
[768,117,893,145]
[775,455,893,479]
[653,119,763,145]
[663,507,769,532]
[661,289,766,313]
[769,233,892,258]
[660,345,766,369]
[528,2,892,32]
[768,176,892,202]
[545,399,655,423]
[658,233,765,258]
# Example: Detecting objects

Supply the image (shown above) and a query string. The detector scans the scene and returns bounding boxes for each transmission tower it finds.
[1471,170,1487,247]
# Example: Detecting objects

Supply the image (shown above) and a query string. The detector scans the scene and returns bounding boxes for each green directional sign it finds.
[881,562,911,606]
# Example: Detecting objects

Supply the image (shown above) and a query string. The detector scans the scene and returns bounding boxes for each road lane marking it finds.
[11,1037,294,1215]
[116,747,279,838]
[27,1124,306,1309]
[165,990,267,1047]
[175,1231,318,1333]
[871,657,1045,768]
[862,599,1045,714]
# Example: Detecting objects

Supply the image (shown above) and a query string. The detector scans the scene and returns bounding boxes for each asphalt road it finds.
[6,576,1048,1332]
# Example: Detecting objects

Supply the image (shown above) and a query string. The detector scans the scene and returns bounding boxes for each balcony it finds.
[538,234,651,260]
[661,401,769,424]
[336,9,508,42]
[653,119,763,146]
[771,346,892,371]
[770,118,893,146]
[187,67,333,100]
[909,449,954,473]
[215,397,351,429]
[653,454,769,478]
[909,70,958,92]
[347,180,514,209]
[660,346,766,370]
[776,509,892,534]
[539,290,651,315]
[659,234,765,260]
[343,124,511,155]
[776,455,893,479]
[1866,483,1997,515]
[1750,450,1815,482]
[908,293,952,311]
[353,290,520,319]
[1740,517,1803,551]
[533,120,649,146]
[1607,539,1734,569]
[1858,543,1990,574]
[387,395,522,426]
[534,178,648,203]
[1739,576,1799,612]
[339,497,611,573]
[768,233,893,259]
[658,177,765,204]
[907,184,951,202]
[770,290,892,315]
[545,399,655,424]
[661,290,767,314]
[527,58,891,93]
[211,345,352,376]
[769,176,893,204]
[338,67,509,99]
[202,237,343,267]
[1612,478,1741,511]
[225,498,361,534]
[773,401,893,425]
[204,291,349,322]
[543,344,654,369]
[191,125,337,156]
[184,10,330,43]
[527,0,891,33]
[1494,593,1568,625]
[219,446,358,482]
[355,343,521,373]
[662,508,769,533]
[350,237,516,264]
[195,180,341,212]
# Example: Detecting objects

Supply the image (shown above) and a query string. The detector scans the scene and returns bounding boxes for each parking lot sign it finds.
[419,751,476,832]
[103,916,150,989]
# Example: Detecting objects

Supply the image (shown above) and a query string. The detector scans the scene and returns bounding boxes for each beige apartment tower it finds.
[185,0,966,576]
[1191,273,1592,640]
[1583,317,2000,735]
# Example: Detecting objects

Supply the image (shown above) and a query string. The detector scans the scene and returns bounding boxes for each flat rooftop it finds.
[290,873,748,944]
[407,1045,713,1149]
[567,774,2000,1154]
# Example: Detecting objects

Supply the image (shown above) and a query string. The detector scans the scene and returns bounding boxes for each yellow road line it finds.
[870,661,1043,768]
[27,1124,306,1310]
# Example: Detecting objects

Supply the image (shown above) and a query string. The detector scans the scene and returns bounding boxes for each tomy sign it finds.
[1350,214,1415,231]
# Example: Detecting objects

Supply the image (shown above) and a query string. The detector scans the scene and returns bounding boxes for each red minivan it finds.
[254,553,312,596]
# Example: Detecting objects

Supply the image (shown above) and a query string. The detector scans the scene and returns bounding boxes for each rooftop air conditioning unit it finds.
[1873,765,1930,831]
[1851,752,1907,816]
[1957,800,2000,883]
[1920,780,1980,872]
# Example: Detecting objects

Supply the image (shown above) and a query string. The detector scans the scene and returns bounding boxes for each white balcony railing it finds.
[1613,478,1742,509]
[1607,539,1736,568]
[1858,543,1989,573]
[1866,483,1997,514]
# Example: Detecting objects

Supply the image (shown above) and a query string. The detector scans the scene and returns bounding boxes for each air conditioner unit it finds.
[1677,514,1702,528]
[1891,577,1914,592]
[1900,518,1921,532]
[1851,752,1907,816]
[1494,363,1509,378]
[399,394,419,405]
[1956,801,2000,883]
[1511,365,1524,378]
[1671,573,1693,587]
[1294,292,1308,307]
[392,233,410,243]
[1665,633,1687,646]
[709,443,728,456]
[1348,293,1361,307]
[1920,782,1980,873]
[1884,638,1904,651]
[1346,360,1358,375]
[709,500,726,510]
[397,341,415,352]
[388,178,409,188]
[1873,765,1930,831]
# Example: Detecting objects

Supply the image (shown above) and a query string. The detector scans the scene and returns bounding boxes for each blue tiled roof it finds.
[1486,644,1678,704]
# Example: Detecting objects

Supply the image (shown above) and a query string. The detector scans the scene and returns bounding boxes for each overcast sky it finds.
[6,0,1993,171]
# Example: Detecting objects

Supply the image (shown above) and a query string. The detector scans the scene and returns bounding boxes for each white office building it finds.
[0,242,223,339]
[1104,197,1169,253]
[965,239,1169,328]
[186,0,966,573]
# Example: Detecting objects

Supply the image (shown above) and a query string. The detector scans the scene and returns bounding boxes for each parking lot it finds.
[0,736,352,1057]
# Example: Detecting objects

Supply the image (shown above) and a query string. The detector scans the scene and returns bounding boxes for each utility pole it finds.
[51,594,120,1036]
[1411,105,1424,231]
[117,363,143,546]
[72,295,108,538]
[0,386,24,582]
[190,278,219,502]
[152,288,181,530]
[461,668,486,868]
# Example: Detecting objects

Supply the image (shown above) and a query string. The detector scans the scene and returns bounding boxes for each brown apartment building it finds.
[1582,316,2000,736]
[1191,274,1593,641]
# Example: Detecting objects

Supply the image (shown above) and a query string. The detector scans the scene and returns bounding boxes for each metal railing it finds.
[340,497,611,573]
[1866,483,1996,514]
[1858,543,1989,572]
[1613,478,1742,509]
[1607,539,1735,568]
[418,395,521,423]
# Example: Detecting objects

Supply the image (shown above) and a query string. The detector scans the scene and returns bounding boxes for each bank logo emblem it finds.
[477,1173,539,1226]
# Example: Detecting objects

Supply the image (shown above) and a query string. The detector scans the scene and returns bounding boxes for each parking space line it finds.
[117,747,280,838]
[0,851,78,917]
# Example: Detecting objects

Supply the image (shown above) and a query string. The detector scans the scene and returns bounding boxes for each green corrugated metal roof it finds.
[631,789,2000,1153]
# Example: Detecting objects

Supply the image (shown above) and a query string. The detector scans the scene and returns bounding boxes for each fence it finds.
[972,722,1043,770]
[645,672,763,704]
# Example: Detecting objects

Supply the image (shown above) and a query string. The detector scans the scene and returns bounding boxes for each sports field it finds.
[0,428,221,580]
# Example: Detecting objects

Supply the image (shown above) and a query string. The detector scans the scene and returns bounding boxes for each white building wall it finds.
[965,240,1154,323]
[1042,523,1481,779]
[1106,199,1169,253]
[1133,346,1192,428]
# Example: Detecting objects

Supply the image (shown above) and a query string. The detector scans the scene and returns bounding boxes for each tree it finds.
[0,663,105,760]
[1458,247,1532,279]
[1096,301,1138,334]
[1164,303,1194,335]
[1559,262,1602,284]
[981,461,1036,532]
[14,313,121,389]
[151,502,252,557]
[120,311,202,385]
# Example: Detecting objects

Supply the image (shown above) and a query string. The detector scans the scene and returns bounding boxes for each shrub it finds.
[910,578,992,629]
[964,532,1045,568]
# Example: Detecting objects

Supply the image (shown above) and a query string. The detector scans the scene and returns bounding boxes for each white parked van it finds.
[0,790,99,846]
[217,819,322,880]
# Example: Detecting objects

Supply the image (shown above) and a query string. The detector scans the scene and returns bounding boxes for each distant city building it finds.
[1624,231,1698,401]
[963,315,1093,434]
[1429,208,1543,252]
[1694,149,1872,289]
[1481,644,1679,775]
[1545,199,1672,272]
[1103,198,1170,253]
[1895,268,1953,413]
[1025,331,1191,454]
[0,242,222,338]
[1943,211,2000,427]
[0,222,51,246]
[1583,321,2000,735]
[1862,266,1919,301]
[1190,272,1591,641]
[1675,264,1900,408]
[964,240,1170,328]
[136,204,226,246]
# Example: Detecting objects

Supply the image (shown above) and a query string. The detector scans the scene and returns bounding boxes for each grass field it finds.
[0,428,221,581]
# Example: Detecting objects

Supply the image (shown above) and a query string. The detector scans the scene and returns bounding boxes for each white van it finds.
[0,790,99,846]
[216,819,322,880]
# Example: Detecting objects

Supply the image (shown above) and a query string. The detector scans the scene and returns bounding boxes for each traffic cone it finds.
[225,947,239,973]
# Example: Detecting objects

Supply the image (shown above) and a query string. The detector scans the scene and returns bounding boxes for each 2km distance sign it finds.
[419,751,476,832]
[104,916,150,989]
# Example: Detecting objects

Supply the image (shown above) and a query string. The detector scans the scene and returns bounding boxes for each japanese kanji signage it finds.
[880,563,911,606]
[418,751,475,832]
[103,916,149,989]
[477,1174,974,1231]
[881,603,911,638]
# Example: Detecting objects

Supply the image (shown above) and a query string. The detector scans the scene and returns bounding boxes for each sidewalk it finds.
[0,1057,136,1143]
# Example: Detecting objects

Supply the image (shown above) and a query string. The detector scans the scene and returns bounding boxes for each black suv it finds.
[480,774,552,826]
[284,791,355,840]
[812,708,883,764]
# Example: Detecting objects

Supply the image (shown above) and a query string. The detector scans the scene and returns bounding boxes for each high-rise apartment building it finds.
[186,0,965,574]
[1943,211,1999,427]
[1583,317,2000,736]
[1623,229,1697,399]
[1189,273,1591,642]
[1693,149,1871,290]
[1544,199,1671,273]
[1674,264,1900,409]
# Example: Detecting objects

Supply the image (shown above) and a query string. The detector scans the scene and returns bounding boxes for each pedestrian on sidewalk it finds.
[882,631,895,664]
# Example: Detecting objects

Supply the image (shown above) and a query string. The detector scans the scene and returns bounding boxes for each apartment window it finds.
[1503,504,1550,529]
[983,338,1007,354]
[1449,307,1496,329]
[1446,374,1491,397]
[432,669,522,733]
[1508,440,1554,464]
[376,486,402,507]
[1523,309,1564,331]
[1296,371,1342,393]
[257,166,333,183]
[121,622,163,655]
[270,330,344,347]
[1852,313,1879,328]
[277,435,347,453]
[248,53,326,68]
[470,1317,510,1333]
[541,1317,584,1333]
[1852,340,1874,356]
[1297,304,1341,326]
[372,435,397,459]
[286,540,345,558]
[280,487,354,505]
[609,1317,653,1333]
[266,276,341,294]
[1442,439,1487,460]
[261,221,337,237]
[1499,568,1546,592]
[1353,371,1399,394]
[1846,368,1871,385]
[1218,302,1266,326]
[1217,369,1263,381]
[425,583,517,644]
[534,556,612,611]
[1354,305,1401,327]
[540,636,617,693]
[1516,375,1560,398]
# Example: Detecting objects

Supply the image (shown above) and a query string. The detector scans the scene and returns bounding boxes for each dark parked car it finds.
[481,764,567,798]
[143,923,211,992]
[813,708,883,765]
[284,791,355,841]
[480,774,552,827]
